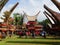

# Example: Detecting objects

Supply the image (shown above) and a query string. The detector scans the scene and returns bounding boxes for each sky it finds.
[0,0,60,23]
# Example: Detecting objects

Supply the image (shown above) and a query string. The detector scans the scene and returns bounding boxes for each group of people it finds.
[15,29,46,38]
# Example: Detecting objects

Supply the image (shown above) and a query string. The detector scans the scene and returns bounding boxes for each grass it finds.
[0,36,60,45]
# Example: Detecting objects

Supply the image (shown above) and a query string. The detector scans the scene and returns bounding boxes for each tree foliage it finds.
[13,13,24,26]
[38,19,50,26]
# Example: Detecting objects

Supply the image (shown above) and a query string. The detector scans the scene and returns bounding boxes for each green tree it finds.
[38,19,50,25]
[38,19,50,31]
[13,13,24,26]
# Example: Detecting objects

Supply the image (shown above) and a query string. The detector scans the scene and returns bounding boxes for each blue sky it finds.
[0,0,60,23]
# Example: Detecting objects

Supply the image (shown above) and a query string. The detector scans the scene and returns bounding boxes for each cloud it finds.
[0,4,15,17]
[43,0,60,24]
[57,0,60,2]
[0,0,60,22]
[43,0,60,12]
[29,0,36,6]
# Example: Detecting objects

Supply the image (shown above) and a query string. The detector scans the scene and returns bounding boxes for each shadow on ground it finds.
[17,37,60,40]
[6,41,60,45]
